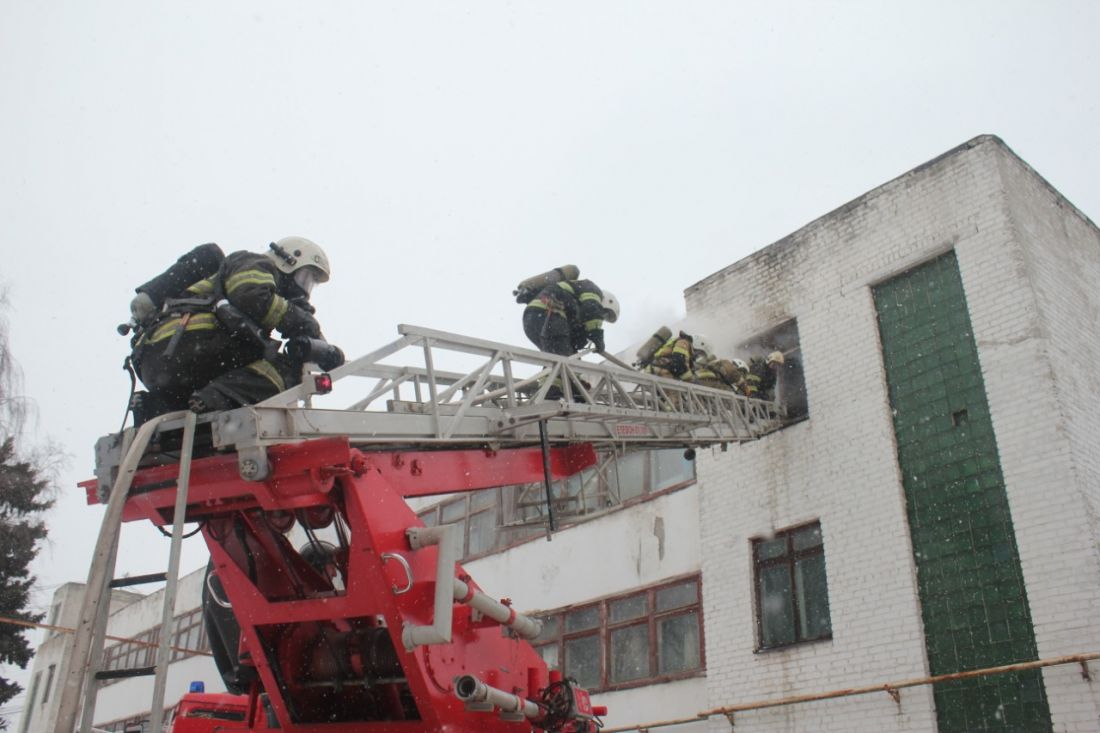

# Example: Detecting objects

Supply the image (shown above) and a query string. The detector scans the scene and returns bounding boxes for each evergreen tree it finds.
[0,440,52,721]
[0,291,56,729]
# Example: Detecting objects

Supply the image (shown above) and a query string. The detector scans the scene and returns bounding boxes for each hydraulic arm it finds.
[87,436,605,732]
[77,325,786,732]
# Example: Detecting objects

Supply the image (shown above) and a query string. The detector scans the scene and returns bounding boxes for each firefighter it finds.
[645,331,708,379]
[129,236,343,422]
[747,350,785,400]
[521,277,619,357]
[689,358,740,392]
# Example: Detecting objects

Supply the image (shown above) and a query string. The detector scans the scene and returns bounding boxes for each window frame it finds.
[752,520,832,651]
[736,317,808,422]
[41,663,56,705]
[96,608,211,688]
[532,574,705,693]
[170,607,207,661]
[417,449,697,563]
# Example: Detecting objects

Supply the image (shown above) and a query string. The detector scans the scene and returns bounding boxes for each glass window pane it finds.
[795,554,832,639]
[609,595,647,623]
[563,635,601,689]
[792,524,823,551]
[418,509,438,527]
[537,644,559,669]
[656,581,698,612]
[759,564,796,647]
[651,450,694,492]
[756,537,787,561]
[537,616,561,641]
[452,520,468,555]
[612,453,646,502]
[575,469,602,513]
[441,499,467,523]
[658,612,701,674]
[467,509,497,555]
[565,605,600,632]
[610,624,649,683]
[470,488,497,511]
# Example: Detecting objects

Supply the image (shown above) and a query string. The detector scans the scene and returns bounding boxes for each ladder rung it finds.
[95,666,156,680]
[110,572,168,588]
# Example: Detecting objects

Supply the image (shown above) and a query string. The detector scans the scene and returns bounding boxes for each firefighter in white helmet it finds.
[128,236,343,422]
[747,350,785,400]
[519,268,619,357]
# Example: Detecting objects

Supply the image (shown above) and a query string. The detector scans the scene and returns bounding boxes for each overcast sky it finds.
[2,0,1099,723]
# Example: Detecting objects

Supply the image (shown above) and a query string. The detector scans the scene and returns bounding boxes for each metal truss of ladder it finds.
[57,412,198,733]
[207,324,786,480]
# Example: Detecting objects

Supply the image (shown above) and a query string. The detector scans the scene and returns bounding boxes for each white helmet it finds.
[269,236,331,284]
[692,334,713,361]
[601,290,620,323]
[731,358,749,372]
[767,350,785,367]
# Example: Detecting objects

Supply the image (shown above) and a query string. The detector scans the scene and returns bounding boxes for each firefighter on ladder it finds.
[643,331,711,380]
[515,266,619,400]
[518,268,620,357]
[748,350,785,400]
[127,237,344,423]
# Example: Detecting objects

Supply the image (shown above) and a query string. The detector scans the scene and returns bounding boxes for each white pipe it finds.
[454,675,541,719]
[402,525,458,649]
[401,525,542,648]
[452,577,542,639]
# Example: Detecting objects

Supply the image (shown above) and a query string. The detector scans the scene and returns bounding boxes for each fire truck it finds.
[164,688,271,732]
[62,326,783,733]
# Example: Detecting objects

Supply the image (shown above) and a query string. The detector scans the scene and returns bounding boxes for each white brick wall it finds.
[967,146,1100,731]
[685,136,1100,732]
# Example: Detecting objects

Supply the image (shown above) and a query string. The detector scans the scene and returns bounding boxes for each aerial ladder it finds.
[58,324,785,733]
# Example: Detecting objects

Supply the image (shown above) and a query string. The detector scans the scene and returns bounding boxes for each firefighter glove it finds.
[130,292,158,324]
[589,329,605,353]
[279,303,322,339]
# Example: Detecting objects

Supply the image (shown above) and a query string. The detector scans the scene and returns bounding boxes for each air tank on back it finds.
[513,265,580,302]
[635,326,673,366]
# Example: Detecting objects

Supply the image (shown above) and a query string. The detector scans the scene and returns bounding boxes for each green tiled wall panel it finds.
[874,251,1051,732]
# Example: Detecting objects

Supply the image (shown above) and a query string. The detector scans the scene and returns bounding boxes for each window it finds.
[20,672,40,732]
[737,318,808,421]
[417,449,696,562]
[47,603,61,638]
[97,610,208,688]
[533,576,704,691]
[171,608,207,661]
[41,664,56,705]
[753,521,832,650]
[417,489,502,558]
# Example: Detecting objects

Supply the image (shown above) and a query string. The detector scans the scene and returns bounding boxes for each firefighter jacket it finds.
[748,355,778,397]
[646,333,693,378]
[683,365,731,391]
[132,251,322,395]
[524,279,607,352]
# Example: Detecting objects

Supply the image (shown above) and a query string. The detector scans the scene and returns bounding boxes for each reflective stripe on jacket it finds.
[648,335,692,377]
[525,278,606,339]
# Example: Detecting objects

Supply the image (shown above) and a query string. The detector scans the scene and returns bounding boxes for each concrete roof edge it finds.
[685,134,1099,296]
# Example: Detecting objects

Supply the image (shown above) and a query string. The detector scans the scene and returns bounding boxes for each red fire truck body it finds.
[92,437,605,733]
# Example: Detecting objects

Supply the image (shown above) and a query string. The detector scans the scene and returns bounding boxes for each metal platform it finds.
[96,324,785,488]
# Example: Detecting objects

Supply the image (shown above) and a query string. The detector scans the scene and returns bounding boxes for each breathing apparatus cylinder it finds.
[135,243,225,307]
[513,265,581,302]
[635,326,672,366]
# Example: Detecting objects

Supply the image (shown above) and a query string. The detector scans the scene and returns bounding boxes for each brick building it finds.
[686,134,1100,732]
[21,134,1100,732]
